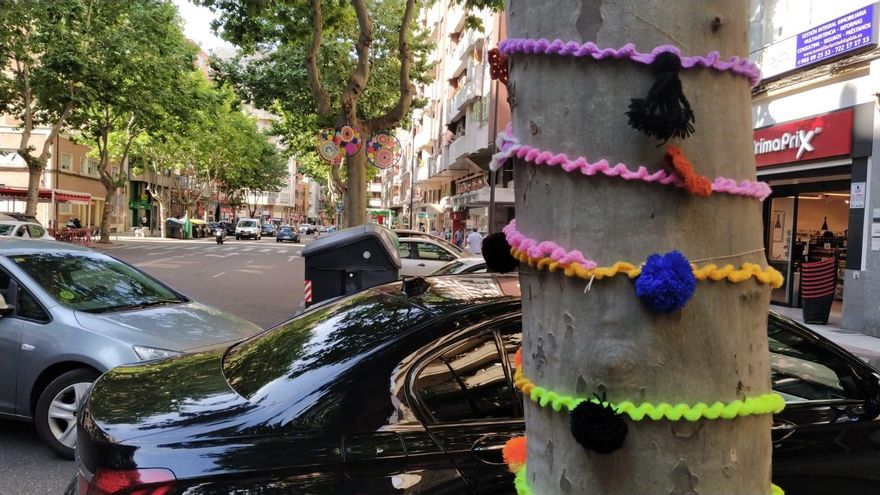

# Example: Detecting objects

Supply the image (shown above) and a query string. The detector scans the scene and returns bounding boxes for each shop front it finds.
[755,105,872,325]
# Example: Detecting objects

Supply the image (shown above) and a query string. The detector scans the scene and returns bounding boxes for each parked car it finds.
[398,237,476,277]
[221,221,236,235]
[0,212,41,225]
[299,223,317,235]
[0,221,54,240]
[261,223,277,237]
[70,275,880,495]
[394,229,463,253]
[0,240,262,459]
[235,218,261,240]
[430,257,488,275]
[276,226,300,243]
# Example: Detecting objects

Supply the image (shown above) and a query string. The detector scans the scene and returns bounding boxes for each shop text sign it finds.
[796,5,875,68]
[753,109,853,167]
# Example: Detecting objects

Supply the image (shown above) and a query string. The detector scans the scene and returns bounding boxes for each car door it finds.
[398,240,419,276]
[26,224,46,239]
[767,315,880,494]
[409,316,524,494]
[0,267,22,414]
[412,242,458,277]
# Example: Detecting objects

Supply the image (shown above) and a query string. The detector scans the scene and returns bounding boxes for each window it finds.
[82,157,99,177]
[60,153,72,172]
[398,242,414,259]
[17,286,48,322]
[416,242,456,261]
[414,331,517,423]
[769,319,866,402]
[0,268,10,305]
[25,225,45,238]
[14,226,28,238]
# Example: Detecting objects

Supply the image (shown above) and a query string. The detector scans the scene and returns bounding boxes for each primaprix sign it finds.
[753,109,853,167]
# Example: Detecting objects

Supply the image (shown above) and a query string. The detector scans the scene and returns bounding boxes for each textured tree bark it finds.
[509,1,772,494]
[343,150,368,227]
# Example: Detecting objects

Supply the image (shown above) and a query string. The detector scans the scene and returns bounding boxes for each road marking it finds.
[245,259,254,264]
[259,248,271,253]
[185,246,201,250]
[287,255,299,262]
[212,271,226,278]
[275,250,288,254]
[241,247,254,252]
[204,254,228,258]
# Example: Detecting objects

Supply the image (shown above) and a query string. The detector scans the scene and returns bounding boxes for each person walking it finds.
[466,227,483,255]
[454,228,463,248]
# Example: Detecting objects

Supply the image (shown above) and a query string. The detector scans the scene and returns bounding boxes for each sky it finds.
[172,0,235,52]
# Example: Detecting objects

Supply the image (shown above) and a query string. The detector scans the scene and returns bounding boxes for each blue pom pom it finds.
[634,251,696,313]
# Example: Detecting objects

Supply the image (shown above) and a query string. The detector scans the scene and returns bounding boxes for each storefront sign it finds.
[797,5,875,68]
[456,173,486,194]
[753,4,877,80]
[128,200,151,209]
[851,182,866,208]
[753,109,853,167]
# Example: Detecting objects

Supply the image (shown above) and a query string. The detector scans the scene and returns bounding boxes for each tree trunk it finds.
[343,151,367,227]
[24,162,43,216]
[98,186,116,243]
[510,1,771,494]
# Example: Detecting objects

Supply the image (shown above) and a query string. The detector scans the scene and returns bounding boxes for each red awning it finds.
[54,190,92,204]
[0,187,91,204]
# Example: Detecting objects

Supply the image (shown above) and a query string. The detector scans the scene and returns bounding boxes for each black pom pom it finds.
[482,232,519,273]
[626,51,695,143]
[570,398,628,455]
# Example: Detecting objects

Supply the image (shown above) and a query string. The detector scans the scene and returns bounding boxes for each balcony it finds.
[446,81,476,124]
[454,30,483,62]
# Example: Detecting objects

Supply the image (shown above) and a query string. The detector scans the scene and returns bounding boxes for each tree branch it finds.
[305,0,333,116]
[366,0,417,131]
[340,0,374,124]
[39,98,76,163]
[330,162,347,194]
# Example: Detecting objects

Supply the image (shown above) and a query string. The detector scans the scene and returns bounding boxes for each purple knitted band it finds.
[498,39,761,87]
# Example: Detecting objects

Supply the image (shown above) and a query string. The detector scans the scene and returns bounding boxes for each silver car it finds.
[0,240,262,458]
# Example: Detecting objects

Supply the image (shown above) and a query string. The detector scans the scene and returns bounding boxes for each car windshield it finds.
[223,290,431,402]
[10,252,185,313]
[279,228,291,233]
[432,260,468,275]
[238,221,257,228]
[0,225,14,235]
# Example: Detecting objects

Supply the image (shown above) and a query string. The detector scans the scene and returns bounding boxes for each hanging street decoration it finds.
[316,128,342,163]
[335,125,363,156]
[365,132,402,169]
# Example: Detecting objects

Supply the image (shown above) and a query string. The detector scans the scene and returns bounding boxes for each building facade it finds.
[750,0,880,333]
[381,2,512,238]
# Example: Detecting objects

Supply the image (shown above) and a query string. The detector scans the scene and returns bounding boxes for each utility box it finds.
[302,224,401,305]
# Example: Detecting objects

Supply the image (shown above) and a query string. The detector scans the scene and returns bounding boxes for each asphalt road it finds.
[0,234,308,495]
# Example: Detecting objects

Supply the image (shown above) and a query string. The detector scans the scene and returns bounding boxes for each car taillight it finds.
[83,468,176,495]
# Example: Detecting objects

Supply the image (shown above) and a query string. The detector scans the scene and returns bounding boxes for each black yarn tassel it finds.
[626,51,695,143]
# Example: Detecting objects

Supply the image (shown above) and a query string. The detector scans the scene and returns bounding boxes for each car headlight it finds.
[133,346,182,361]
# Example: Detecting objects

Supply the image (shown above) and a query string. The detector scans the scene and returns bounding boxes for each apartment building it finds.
[382,2,512,236]
[0,113,125,231]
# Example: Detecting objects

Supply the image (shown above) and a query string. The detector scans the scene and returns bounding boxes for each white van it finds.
[235,218,261,240]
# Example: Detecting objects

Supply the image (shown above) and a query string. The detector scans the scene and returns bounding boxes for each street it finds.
[0,236,307,494]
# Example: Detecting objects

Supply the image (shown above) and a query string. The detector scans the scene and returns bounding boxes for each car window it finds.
[27,224,45,238]
[414,330,517,423]
[398,242,414,259]
[416,242,456,261]
[14,225,28,238]
[10,252,184,313]
[0,225,14,236]
[0,268,10,303]
[769,318,867,402]
[17,286,48,322]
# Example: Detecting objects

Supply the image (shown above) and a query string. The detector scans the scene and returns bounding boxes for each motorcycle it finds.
[214,227,226,245]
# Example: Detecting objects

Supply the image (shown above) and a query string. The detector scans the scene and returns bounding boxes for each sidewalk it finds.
[773,303,880,369]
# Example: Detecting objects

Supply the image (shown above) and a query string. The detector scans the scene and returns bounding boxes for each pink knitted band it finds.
[491,126,771,201]
[498,39,761,87]
[503,219,598,270]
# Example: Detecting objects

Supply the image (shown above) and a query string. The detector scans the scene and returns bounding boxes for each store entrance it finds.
[765,180,850,311]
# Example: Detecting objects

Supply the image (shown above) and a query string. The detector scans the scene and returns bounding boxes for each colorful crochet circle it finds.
[316,129,343,163]
[334,125,363,156]
[366,133,402,169]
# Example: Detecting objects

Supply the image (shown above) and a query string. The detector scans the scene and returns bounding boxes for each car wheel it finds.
[35,368,99,459]
[235,235,240,240]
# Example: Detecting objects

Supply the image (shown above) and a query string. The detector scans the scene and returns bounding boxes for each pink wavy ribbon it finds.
[498,39,761,87]
[503,219,598,270]
[491,126,771,201]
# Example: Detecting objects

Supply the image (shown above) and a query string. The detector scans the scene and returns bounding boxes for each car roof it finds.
[370,273,521,314]
[0,238,92,254]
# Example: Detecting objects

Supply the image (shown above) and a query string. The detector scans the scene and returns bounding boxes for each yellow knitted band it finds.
[515,365,785,421]
[512,248,784,288]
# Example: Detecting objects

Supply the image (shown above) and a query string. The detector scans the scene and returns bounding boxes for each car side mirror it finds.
[0,294,13,316]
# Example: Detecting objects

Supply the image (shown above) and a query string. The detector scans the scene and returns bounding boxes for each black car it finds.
[276,226,300,243]
[261,223,277,237]
[69,275,880,495]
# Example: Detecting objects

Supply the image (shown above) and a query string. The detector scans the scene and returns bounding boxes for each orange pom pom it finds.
[666,145,712,197]
[503,436,527,473]
[514,347,523,368]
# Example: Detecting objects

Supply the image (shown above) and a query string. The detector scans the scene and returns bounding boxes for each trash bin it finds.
[302,224,401,305]
[165,218,184,239]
